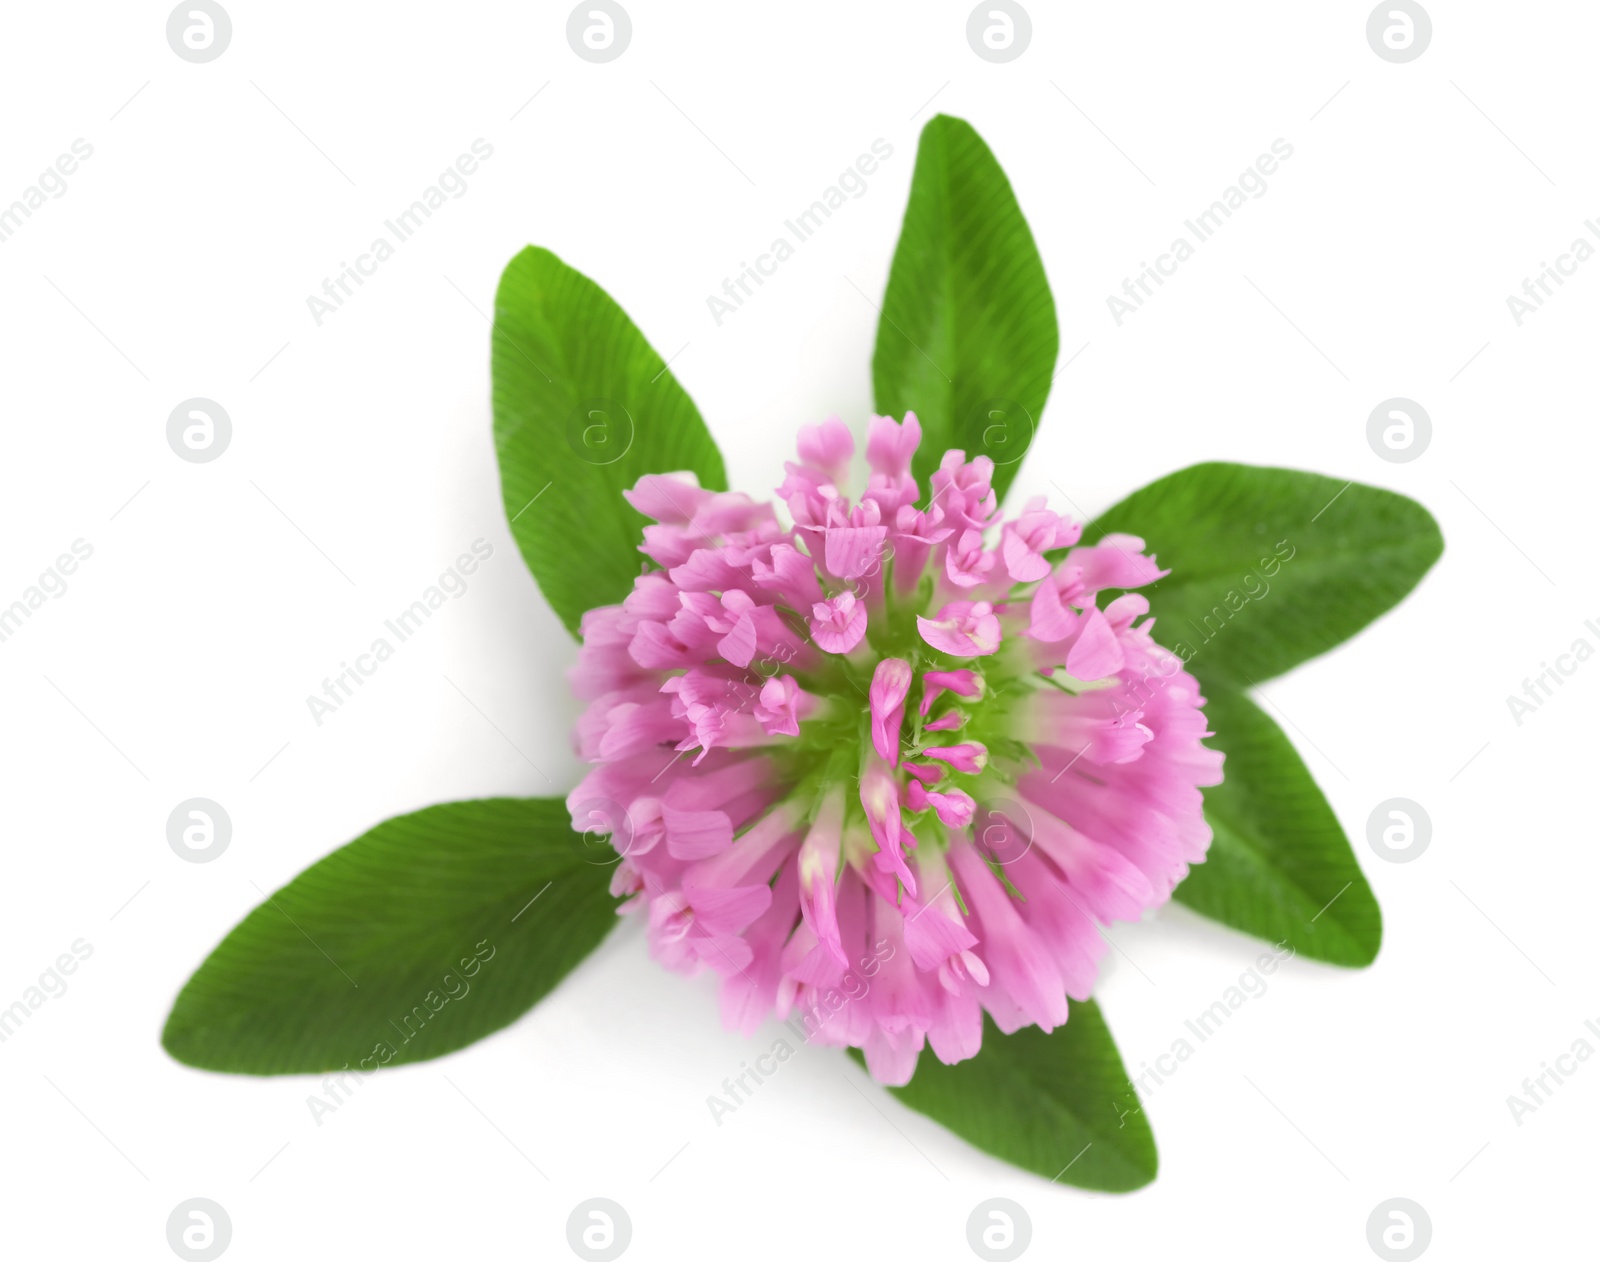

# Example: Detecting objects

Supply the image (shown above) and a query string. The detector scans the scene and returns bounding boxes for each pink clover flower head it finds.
[567,416,1223,1086]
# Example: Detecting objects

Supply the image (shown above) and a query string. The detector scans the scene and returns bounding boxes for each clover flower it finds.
[567,414,1223,1084]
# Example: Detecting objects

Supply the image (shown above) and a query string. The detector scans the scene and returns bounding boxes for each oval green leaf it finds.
[1089,461,1443,688]
[852,1002,1156,1191]
[873,114,1059,503]
[162,797,618,1075]
[1179,688,1382,966]
[493,246,727,637]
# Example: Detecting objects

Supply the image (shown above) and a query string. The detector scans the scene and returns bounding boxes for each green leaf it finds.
[162,798,618,1075]
[851,1002,1156,1191]
[873,114,1058,503]
[493,246,727,637]
[1089,462,1443,688]
[1085,463,1434,962]
[1178,689,1381,966]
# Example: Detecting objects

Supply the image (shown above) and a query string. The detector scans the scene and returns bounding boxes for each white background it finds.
[1,2,1594,1259]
